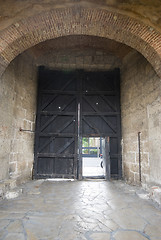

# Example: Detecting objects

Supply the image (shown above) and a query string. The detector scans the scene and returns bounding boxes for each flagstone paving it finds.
[0,180,161,240]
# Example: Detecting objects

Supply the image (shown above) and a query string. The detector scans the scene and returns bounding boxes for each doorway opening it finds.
[82,137,104,178]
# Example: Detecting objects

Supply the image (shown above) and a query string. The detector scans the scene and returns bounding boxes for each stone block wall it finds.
[121,51,161,187]
[36,48,121,71]
[0,53,37,196]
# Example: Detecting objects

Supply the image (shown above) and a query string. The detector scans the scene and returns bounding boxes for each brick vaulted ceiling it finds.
[27,35,132,65]
[1,1,161,76]
[28,36,131,59]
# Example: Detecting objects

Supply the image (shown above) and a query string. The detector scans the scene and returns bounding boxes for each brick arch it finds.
[0,6,161,77]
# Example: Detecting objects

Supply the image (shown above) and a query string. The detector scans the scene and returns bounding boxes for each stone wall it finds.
[36,48,121,71]
[121,51,161,187]
[0,53,37,196]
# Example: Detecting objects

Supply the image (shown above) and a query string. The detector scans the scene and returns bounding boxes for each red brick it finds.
[0,6,161,77]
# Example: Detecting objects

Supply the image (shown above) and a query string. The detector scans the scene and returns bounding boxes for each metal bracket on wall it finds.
[138,131,142,182]
[19,127,35,133]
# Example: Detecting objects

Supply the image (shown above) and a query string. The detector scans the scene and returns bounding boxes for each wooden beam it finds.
[40,96,76,132]
[41,77,75,111]
[83,96,116,133]
[82,116,100,134]
[56,138,74,154]
[82,112,120,116]
[40,111,76,116]
[37,153,76,158]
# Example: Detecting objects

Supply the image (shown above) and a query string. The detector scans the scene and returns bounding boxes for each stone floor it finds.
[0,180,161,240]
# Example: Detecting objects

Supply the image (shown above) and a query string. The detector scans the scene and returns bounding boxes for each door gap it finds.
[82,137,105,179]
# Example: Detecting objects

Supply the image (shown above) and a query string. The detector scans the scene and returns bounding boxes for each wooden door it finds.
[34,68,78,179]
[81,70,121,179]
[34,68,121,179]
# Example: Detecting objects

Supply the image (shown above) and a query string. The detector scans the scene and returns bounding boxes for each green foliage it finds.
[82,137,89,147]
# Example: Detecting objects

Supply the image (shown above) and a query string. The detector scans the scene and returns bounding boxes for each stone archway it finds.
[0,6,161,76]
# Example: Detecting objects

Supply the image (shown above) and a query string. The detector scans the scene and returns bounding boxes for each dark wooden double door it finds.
[34,67,121,179]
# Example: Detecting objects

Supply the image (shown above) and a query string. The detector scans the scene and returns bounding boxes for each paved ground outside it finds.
[0,180,161,240]
[82,157,104,177]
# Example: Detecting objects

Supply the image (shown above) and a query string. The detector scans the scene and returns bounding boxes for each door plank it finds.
[39,137,55,153]
[82,116,100,134]
[41,77,75,111]
[83,95,116,133]
[56,138,74,154]
[40,96,76,132]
